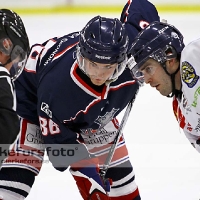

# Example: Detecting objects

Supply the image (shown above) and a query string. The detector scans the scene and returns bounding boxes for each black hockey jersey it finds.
[0,66,19,165]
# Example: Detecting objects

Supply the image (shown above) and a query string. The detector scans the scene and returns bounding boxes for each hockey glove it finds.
[70,157,112,200]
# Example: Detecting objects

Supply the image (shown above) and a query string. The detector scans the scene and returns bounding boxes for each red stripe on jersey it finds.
[3,118,45,174]
[112,118,119,129]
[63,98,101,122]
[72,63,107,98]
[123,0,132,23]
[109,80,136,91]
[24,67,37,73]
[19,119,44,154]
[172,97,186,129]
[89,137,127,166]
[54,42,78,58]
[172,97,179,120]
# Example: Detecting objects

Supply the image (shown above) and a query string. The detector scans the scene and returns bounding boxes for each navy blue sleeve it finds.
[15,33,80,125]
[35,33,92,171]
[120,0,160,49]
[15,68,39,125]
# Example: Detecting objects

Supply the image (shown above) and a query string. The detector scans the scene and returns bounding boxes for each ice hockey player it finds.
[0,9,29,166]
[0,0,160,199]
[130,21,200,155]
[0,15,141,200]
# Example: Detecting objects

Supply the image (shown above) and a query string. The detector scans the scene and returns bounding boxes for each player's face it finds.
[0,51,11,69]
[85,59,117,86]
[0,38,28,80]
[139,58,172,96]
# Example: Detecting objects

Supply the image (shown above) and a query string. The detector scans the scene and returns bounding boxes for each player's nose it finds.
[95,68,105,78]
[144,74,152,84]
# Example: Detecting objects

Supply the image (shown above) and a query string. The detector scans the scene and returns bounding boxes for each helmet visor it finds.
[129,48,167,84]
[77,46,127,82]
[128,55,148,85]
[10,52,27,81]
[77,48,117,79]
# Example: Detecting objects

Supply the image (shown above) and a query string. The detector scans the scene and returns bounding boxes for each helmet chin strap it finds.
[161,62,180,98]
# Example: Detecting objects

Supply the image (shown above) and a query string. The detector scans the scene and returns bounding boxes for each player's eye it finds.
[105,64,117,69]
[90,62,97,68]
[144,66,153,74]
[105,65,113,69]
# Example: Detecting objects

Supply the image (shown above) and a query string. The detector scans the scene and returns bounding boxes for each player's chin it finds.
[160,89,171,97]
[90,78,106,86]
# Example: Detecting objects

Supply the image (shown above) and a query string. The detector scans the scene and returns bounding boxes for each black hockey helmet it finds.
[0,9,30,80]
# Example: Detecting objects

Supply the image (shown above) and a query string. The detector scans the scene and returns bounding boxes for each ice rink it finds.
[20,12,200,200]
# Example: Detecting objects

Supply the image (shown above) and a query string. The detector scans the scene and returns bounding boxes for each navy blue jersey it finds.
[120,0,160,49]
[0,2,157,199]
[15,31,139,170]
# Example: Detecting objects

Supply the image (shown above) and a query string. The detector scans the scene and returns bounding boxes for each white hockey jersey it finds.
[173,38,200,152]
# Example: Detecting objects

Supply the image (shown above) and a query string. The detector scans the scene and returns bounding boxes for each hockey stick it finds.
[100,96,135,181]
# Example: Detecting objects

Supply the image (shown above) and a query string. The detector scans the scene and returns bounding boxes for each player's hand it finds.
[70,157,112,200]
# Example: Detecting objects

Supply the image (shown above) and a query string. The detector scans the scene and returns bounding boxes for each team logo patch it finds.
[41,102,52,118]
[181,61,199,88]
[95,108,119,127]
[192,86,200,107]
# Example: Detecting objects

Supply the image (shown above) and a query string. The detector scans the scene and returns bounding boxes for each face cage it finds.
[76,46,128,83]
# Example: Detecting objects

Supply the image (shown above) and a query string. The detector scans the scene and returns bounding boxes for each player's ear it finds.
[166,57,178,73]
[0,51,8,63]
[168,57,175,65]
